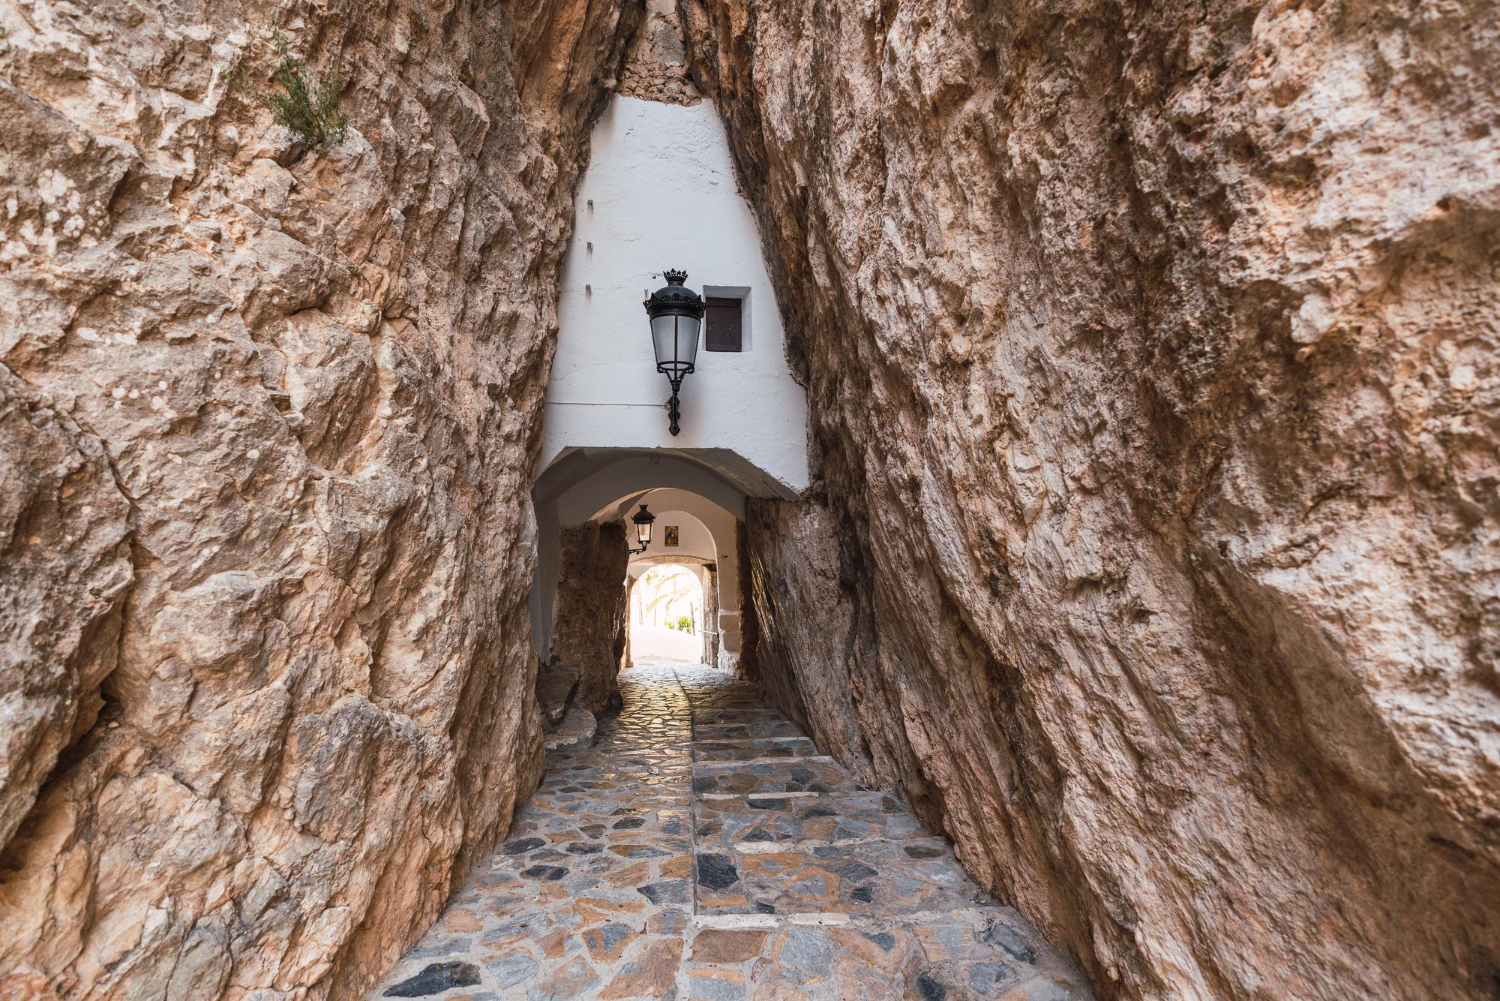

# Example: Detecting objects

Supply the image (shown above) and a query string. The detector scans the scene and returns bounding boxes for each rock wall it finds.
[550,522,630,714]
[700,565,722,669]
[618,0,702,107]
[724,519,766,688]
[684,1,1500,998]
[0,0,634,995]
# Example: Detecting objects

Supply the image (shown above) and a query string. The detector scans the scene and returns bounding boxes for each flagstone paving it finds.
[371,663,1092,1000]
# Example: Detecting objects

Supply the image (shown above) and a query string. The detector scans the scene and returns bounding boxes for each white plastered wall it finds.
[635,508,715,563]
[540,95,809,492]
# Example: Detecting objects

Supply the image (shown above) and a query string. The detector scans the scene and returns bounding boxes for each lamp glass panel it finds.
[674,314,701,368]
[636,519,652,545]
[651,315,679,368]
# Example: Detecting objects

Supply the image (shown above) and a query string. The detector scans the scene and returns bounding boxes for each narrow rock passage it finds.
[372,664,1091,999]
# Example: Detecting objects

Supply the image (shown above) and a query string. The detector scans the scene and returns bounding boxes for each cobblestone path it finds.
[372,664,1092,1000]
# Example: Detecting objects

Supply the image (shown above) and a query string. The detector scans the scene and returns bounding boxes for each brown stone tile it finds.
[572,897,647,923]
[660,853,695,879]
[830,927,908,974]
[603,858,651,888]
[598,938,684,998]
[539,928,568,959]
[802,816,839,840]
[532,956,598,998]
[738,851,808,873]
[698,891,750,908]
[443,907,483,934]
[609,842,667,857]
[692,928,768,964]
[605,860,652,886]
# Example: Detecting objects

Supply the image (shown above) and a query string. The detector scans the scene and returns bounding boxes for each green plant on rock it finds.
[250,30,347,147]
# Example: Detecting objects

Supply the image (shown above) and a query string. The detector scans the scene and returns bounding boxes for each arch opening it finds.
[529,446,785,731]
[627,564,707,665]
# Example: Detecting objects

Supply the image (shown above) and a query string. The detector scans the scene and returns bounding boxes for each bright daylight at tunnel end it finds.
[0,0,1497,999]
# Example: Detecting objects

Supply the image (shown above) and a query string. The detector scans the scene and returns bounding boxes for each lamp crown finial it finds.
[662,268,688,285]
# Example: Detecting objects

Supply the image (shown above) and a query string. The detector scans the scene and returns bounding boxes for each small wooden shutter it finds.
[705,297,743,352]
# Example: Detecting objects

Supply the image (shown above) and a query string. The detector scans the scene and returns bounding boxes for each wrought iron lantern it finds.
[628,504,656,554]
[643,268,705,435]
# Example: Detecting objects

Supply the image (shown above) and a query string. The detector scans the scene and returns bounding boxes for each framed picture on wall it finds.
[664,526,679,547]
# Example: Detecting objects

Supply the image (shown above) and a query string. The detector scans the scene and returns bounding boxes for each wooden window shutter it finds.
[705,297,743,352]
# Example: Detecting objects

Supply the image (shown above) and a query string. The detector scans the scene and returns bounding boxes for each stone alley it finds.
[371,664,1091,1000]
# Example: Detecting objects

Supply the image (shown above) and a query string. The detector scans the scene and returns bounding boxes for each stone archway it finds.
[530,447,790,703]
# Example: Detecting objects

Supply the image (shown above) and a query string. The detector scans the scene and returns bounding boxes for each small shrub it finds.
[676,615,692,632]
[248,31,347,147]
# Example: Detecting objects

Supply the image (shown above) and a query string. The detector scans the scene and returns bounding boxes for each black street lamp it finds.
[628,504,656,554]
[643,269,704,436]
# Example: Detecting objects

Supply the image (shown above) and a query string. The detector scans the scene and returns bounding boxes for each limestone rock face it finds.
[618,0,702,107]
[684,2,1500,998]
[0,1,634,995]
[550,522,631,714]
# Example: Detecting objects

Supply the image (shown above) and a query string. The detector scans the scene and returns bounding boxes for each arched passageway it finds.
[376,442,1091,998]
[529,447,790,709]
